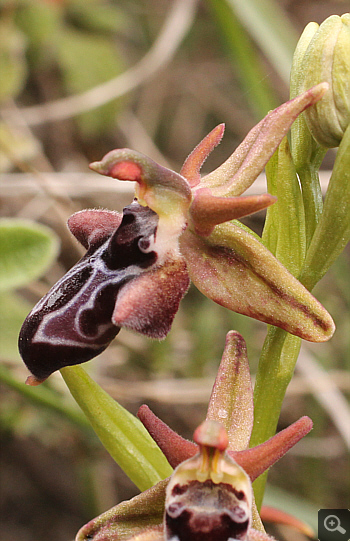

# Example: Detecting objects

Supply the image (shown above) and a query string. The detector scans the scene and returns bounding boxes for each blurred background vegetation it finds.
[0,0,349,540]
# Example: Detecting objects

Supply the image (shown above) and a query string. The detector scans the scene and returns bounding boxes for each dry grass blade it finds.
[297,347,350,449]
[5,0,199,126]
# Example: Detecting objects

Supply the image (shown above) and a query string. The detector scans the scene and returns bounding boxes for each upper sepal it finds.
[206,330,254,452]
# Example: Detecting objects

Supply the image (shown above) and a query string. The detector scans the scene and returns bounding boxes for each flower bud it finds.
[298,14,350,148]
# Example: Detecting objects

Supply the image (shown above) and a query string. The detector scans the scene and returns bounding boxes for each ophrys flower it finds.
[19,84,334,384]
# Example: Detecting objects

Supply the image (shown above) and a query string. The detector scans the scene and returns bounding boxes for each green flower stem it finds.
[297,162,324,248]
[251,18,350,515]
[251,120,350,511]
[290,117,326,248]
[263,137,306,272]
[250,329,301,509]
[299,124,350,290]
[251,136,305,509]
[61,365,173,492]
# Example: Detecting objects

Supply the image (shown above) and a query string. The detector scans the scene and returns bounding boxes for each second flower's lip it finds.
[165,421,253,541]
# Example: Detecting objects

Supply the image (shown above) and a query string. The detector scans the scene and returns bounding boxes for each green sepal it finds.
[289,22,320,170]
[75,478,167,541]
[180,221,334,342]
[263,137,306,276]
[289,21,327,244]
[261,146,279,255]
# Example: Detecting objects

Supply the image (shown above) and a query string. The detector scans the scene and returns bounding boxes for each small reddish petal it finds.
[138,405,197,468]
[109,161,143,182]
[180,124,225,187]
[190,189,276,236]
[202,84,329,197]
[138,409,313,482]
[90,149,192,209]
[112,255,190,339]
[233,416,313,481]
[68,209,122,249]
[260,506,315,538]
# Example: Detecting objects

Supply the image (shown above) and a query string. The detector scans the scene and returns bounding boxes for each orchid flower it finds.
[75,331,313,541]
[19,84,334,385]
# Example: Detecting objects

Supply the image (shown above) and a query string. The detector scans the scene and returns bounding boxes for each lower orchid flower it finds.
[75,331,313,541]
[19,84,334,385]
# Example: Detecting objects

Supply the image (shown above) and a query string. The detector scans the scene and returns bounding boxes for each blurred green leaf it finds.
[0,291,31,361]
[223,0,298,84]
[57,28,124,136]
[14,0,62,67]
[67,0,129,35]
[264,484,319,532]
[0,19,27,102]
[0,219,59,292]
[0,363,92,433]
[207,0,278,118]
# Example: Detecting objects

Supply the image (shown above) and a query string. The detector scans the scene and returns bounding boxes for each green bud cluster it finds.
[292,14,350,148]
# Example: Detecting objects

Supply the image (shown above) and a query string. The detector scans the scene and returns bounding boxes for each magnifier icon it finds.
[324,515,346,534]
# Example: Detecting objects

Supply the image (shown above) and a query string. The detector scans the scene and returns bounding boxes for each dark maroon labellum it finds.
[165,479,249,541]
[18,202,158,382]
